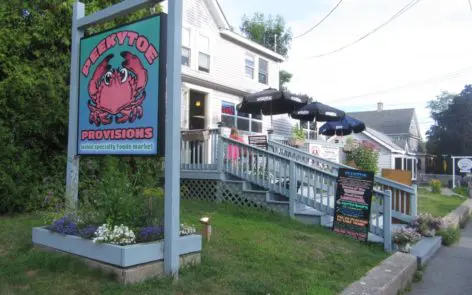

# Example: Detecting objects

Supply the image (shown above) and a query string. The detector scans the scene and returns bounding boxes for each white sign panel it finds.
[309,143,340,163]
[458,158,472,173]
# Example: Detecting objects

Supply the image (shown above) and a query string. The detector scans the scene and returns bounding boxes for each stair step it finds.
[243,189,268,194]
[409,236,442,267]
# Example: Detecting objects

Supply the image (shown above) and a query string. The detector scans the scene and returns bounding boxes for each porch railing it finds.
[180,128,219,170]
[219,137,392,252]
[269,139,417,222]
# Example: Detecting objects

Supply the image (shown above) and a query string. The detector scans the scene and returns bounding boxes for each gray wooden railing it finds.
[269,139,417,223]
[219,137,392,252]
[180,128,219,170]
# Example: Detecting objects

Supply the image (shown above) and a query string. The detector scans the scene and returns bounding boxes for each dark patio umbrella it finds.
[237,88,309,116]
[290,102,345,122]
[318,115,366,136]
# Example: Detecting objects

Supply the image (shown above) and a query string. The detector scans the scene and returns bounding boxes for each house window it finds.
[258,58,268,84]
[245,54,255,79]
[221,101,262,133]
[300,121,316,140]
[182,28,190,67]
[198,35,210,73]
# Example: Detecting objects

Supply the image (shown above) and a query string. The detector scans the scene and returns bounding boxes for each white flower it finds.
[92,224,136,245]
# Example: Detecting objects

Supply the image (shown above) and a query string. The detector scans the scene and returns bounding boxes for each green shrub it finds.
[346,141,379,173]
[292,125,305,140]
[430,179,442,194]
[437,226,460,246]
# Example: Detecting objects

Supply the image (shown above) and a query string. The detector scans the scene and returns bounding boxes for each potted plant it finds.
[289,125,306,148]
[392,227,421,253]
[408,213,442,237]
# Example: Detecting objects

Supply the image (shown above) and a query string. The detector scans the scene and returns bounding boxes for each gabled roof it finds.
[348,108,415,135]
[363,127,405,153]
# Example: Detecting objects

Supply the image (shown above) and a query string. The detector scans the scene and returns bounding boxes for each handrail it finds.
[269,139,415,193]
[269,138,417,222]
[220,136,392,252]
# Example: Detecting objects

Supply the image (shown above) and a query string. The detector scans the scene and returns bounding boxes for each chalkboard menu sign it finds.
[332,168,374,242]
[248,135,268,149]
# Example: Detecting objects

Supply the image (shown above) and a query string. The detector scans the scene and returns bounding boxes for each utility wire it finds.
[307,0,421,59]
[293,0,343,39]
[328,66,472,103]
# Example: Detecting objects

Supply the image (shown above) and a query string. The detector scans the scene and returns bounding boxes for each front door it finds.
[189,90,206,130]
[188,90,206,164]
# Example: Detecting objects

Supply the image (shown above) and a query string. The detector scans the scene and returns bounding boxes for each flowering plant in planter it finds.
[392,227,421,252]
[92,224,136,245]
[408,213,442,237]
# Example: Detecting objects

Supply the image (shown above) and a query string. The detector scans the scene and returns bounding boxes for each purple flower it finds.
[49,216,79,236]
[137,225,164,243]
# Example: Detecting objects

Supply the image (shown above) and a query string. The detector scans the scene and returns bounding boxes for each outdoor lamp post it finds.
[200,217,211,241]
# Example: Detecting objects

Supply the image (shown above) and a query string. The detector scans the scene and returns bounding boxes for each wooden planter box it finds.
[32,227,202,268]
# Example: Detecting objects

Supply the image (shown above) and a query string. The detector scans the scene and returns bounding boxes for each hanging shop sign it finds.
[77,15,167,155]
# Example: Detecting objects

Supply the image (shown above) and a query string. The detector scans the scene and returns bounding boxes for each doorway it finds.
[189,90,206,130]
[188,90,207,164]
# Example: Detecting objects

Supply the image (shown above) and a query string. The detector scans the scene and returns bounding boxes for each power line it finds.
[293,0,343,39]
[328,66,472,103]
[306,0,421,59]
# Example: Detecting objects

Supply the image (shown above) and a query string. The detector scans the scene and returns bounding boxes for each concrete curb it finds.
[441,199,472,229]
[341,252,417,295]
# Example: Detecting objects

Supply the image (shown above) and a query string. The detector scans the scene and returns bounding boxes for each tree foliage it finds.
[279,70,292,90]
[240,12,293,90]
[426,85,472,157]
[0,1,161,213]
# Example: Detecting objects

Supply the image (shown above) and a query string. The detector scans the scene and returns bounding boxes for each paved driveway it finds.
[409,221,472,295]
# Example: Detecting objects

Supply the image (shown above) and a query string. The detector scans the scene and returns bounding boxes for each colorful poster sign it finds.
[77,15,167,155]
[332,168,374,242]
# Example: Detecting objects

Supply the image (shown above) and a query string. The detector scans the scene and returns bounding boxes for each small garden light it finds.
[199,217,211,241]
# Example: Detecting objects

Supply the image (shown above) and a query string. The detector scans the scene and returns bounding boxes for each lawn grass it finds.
[453,186,469,197]
[0,201,388,295]
[418,188,465,217]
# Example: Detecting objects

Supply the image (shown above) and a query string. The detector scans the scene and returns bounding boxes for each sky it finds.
[218,0,472,139]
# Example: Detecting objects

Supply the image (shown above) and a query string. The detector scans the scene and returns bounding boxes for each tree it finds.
[279,70,292,90]
[0,1,161,213]
[426,85,472,157]
[240,13,293,90]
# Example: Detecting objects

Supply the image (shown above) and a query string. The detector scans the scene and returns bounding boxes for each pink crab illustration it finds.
[87,51,148,126]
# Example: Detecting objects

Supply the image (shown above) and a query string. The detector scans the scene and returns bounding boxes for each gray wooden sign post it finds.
[66,0,182,276]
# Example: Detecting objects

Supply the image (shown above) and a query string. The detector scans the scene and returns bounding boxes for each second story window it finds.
[245,54,255,79]
[198,35,210,73]
[258,58,268,84]
[181,28,190,67]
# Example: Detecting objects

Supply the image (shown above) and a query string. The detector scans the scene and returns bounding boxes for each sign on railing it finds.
[332,168,374,242]
[248,135,268,149]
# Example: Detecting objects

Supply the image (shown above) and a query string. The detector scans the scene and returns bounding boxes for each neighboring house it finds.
[330,127,419,180]
[161,0,287,140]
[348,103,422,153]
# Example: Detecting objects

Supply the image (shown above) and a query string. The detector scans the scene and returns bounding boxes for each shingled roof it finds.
[347,108,415,135]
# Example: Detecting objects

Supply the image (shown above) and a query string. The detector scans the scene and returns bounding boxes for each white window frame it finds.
[221,101,263,134]
[258,58,269,85]
[245,53,255,80]
[181,27,191,67]
[198,34,210,73]
[300,121,317,140]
